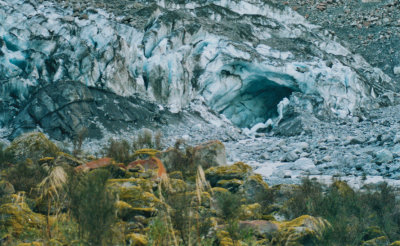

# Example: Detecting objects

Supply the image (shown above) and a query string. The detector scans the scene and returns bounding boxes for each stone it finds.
[191,140,227,169]
[394,66,400,75]
[239,220,279,237]
[205,162,252,187]
[5,132,60,162]
[282,151,300,162]
[0,180,15,195]
[375,149,393,164]
[293,158,315,170]
[271,215,331,245]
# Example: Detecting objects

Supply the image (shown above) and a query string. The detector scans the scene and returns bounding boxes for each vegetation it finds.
[0,131,400,246]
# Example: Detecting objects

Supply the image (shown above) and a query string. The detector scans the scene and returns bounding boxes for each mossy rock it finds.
[54,152,84,167]
[216,179,243,192]
[362,226,386,242]
[192,140,227,169]
[6,132,60,162]
[211,187,230,195]
[126,233,148,246]
[161,178,188,193]
[332,180,354,197]
[390,241,400,246]
[271,215,331,246]
[240,203,262,220]
[205,162,252,187]
[133,149,160,158]
[0,180,15,195]
[216,230,234,246]
[169,171,183,180]
[110,184,161,218]
[17,243,43,246]
[241,174,269,201]
[0,202,45,237]
[362,236,390,246]
[108,178,154,193]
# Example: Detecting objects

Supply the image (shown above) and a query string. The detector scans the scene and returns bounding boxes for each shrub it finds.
[5,161,48,194]
[106,138,131,164]
[133,129,163,151]
[0,142,12,169]
[66,169,116,245]
[283,178,400,245]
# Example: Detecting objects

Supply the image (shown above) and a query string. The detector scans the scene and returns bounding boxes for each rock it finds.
[5,132,60,162]
[0,180,15,195]
[375,149,393,164]
[240,203,262,220]
[216,179,243,192]
[0,202,45,237]
[292,142,310,152]
[192,140,227,169]
[345,136,366,145]
[54,152,84,167]
[271,215,331,245]
[282,151,300,162]
[394,66,400,75]
[126,233,148,246]
[76,158,114,172]
[126,157,167,178]
[362,236,389,246]
[205,162,252,187]
[108,179,161,218]
[394,134,400,144]
[239,220,279,237]
[392,144,400,157]
[293,158,315,170]
[241,174,269,202]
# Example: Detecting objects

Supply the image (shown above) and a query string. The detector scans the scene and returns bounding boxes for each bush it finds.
[106,138,131,164]
[5,161,48,194]
[283,178,400,245]
[0,142,12,169]
[66,169,116,245]
[133,129,163,151]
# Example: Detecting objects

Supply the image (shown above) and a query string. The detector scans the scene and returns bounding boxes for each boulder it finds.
[5,132,59,162]
[126,233,148,246]
[0,180,15,195]
[271,215,331,245]
[0,202,45,237]
[375,149,393,164]
[205,162,252,187]
[239,220,279,237]
[126,157,167,178]
[241,174,269,202]
[191,140,227,169]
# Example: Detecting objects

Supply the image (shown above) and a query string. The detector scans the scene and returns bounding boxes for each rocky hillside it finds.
[279,0,400,82]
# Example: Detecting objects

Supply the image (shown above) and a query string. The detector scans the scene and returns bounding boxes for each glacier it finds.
[0,0,397,139]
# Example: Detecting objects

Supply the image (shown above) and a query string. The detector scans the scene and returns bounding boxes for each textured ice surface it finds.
[0,0,396,137]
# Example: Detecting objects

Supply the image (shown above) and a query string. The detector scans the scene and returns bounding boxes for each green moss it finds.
[126,233,148,246]
[6,132,60,162]
[362,236,389,246]
[390,241,400,246]
[205,162,252,187]
[271,215,331,245]
[108,178,154,192]
[0,202,45,237]
[216,179,243,192]
[240,203,261,220]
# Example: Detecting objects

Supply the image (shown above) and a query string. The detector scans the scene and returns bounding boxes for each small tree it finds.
[67,169,116,245]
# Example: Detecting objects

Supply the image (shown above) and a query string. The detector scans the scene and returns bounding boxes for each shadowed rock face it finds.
[0,0,396,139]
[9,81,176,140]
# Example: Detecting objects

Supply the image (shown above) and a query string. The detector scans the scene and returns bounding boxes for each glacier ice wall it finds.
[0,0,396,136]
